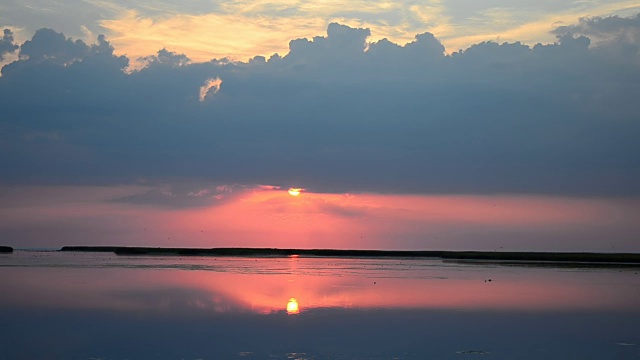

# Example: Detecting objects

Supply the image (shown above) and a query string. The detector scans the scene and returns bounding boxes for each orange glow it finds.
[287,188,302,196]
[3,184,640,252]
[286,298,300,314]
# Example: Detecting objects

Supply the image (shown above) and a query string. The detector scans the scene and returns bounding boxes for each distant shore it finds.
[0,246,13,253]
[58,246,640,265]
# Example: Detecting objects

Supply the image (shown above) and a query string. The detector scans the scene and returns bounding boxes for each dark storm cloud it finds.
[0,29,18,60]
[1,16,639,195]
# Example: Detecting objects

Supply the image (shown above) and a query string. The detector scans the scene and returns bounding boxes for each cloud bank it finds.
[1,15,639,196]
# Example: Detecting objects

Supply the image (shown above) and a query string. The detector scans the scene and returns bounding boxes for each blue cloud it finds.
[1,15,639,195]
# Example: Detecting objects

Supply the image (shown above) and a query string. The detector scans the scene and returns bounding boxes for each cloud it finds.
[0,16,639,196]
[99,9,330,64]
[0,29,18,61]
[199,77,222,101]
[439,0,640,53]
[140,48,191,68]
[94,1,450,63]
[3,0,639,63]
[115,182,242,208]
[19,28,90,64]
[553,14,640,64]
[553,13,640,40]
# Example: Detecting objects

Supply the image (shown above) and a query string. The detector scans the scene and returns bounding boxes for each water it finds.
[1,251,639,359]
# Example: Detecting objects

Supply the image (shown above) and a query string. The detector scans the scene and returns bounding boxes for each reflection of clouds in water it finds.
[456,350,490,354]
[106,287,239,313]
[286,352,310,360]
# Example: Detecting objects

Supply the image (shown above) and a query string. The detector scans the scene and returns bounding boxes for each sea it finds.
[1,250,639,359]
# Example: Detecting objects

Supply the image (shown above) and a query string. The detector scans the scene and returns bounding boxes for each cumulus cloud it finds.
[18,28,123,66]
[0,29,18,61]
[553,14,640,64]
[139,48,191,68]
[0,15,639,196]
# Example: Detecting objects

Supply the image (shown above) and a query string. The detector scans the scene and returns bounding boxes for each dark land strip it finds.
[58,246,640,265]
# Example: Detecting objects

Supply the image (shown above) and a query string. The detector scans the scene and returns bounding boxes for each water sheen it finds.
[1,251,639,359]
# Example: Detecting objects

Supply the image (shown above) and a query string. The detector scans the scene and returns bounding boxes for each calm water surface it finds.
[1,251,640,359]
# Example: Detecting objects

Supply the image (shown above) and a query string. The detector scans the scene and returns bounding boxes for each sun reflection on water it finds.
[286,298,300,314]
[3,253,640,316]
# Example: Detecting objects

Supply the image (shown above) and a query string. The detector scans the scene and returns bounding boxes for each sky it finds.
[0,1,639,251]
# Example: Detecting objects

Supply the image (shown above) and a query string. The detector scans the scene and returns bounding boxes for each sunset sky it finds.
[1,1,639,251]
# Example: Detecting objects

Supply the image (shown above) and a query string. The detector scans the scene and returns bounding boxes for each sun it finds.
[288,188,302,196]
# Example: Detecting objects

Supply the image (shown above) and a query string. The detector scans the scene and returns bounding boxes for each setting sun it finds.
[288,188,302,196]
[286,298,300,314]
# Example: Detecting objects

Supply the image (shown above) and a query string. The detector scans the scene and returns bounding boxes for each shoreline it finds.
[58,246,640,265]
